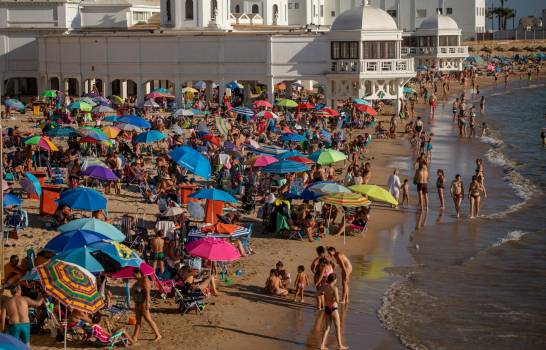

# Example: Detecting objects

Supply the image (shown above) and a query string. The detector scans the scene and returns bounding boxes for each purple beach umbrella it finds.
[83,165,118,181]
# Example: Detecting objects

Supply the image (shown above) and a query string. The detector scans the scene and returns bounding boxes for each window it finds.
[313,5,316,17]
[331,42,360,60]
[273,4,279,18]
[235,4,240,13]
[446,7,452,15]
[252,4,259,14]
[185,0,193,20]
[320,5,324,17]
[387,9,397,18]
[294,3,299,9]
[211,0,217,18]
[362,41,396,59]
[288,3,292,9]
[133,11,151,22]
[331,11,336,17]
[166,0,171,22]
[416,9,427,18]
[436,8,443,14]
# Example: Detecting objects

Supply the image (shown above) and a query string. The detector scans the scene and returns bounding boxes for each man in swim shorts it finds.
[150,231,165,274]
[0,285,44,345]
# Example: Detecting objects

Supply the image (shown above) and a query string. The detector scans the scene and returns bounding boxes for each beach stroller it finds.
[89,324,129,348]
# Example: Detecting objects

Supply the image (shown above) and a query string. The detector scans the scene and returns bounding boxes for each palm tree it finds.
[486,8,496,30]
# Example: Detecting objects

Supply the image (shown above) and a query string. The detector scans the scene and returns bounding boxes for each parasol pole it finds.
[0,121,3,280]
[64,304,68,350]
[343,208,346,246]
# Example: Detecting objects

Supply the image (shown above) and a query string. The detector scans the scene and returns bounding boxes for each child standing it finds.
[402,179,410,208]
[294,265,309,302]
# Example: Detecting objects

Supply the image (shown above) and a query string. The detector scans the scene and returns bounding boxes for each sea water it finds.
[379,82,546,350]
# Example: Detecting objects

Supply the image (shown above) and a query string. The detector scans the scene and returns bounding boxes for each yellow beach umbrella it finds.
[349,184,398,206]
[182,87,199,94]
[102,126,121,139]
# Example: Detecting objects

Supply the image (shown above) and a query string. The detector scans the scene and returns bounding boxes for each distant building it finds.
[519,16,543,31]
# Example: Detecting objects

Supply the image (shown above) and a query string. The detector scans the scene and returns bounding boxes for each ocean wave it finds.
[479,135,504,148]
[491,230,528,248]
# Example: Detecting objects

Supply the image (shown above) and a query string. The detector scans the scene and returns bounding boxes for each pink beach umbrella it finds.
[109,262,154,279]
[247,155,279,167]
[185,237,241,262]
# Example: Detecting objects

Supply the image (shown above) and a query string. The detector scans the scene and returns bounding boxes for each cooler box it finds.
[204,200,224,224]
[40,185,63,216]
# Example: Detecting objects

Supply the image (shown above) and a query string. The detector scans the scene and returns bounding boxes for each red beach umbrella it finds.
[356,104,377,115]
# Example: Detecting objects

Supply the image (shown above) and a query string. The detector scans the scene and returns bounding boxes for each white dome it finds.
[330,3,398,32]
[420,13,460,30]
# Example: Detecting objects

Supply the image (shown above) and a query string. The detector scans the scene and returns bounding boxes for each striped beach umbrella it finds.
[230,106,255,116]
[215,116,230,136]
[321,193,371,207]
[37,260,104,313]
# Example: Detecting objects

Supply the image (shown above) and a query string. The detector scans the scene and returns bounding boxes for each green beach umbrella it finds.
[68,101,92,112]
[41,90,57,98]
[349,184,398,206]
[276,99,298,108]
[309,149,347,165]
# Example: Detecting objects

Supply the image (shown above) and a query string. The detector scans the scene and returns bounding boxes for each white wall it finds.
[81,5,130,28]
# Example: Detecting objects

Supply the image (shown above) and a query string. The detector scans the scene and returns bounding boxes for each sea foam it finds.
[491,230,528,248]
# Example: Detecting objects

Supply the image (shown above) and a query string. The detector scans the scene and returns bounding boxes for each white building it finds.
[402,12,468,71]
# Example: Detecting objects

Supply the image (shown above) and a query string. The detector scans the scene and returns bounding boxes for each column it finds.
[105,79,112,97]
[136,80,144,104]
[120,79,128,99]
[205,81,213,101]
[145,81,151,94]
[175,79,183,106]
[64,79,70,94]
[394,79,403,114]
[243,82,251,103]
[13,79,20,97]
[266,78,274,104]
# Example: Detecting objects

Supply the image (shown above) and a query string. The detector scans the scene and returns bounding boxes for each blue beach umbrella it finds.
[118,115,151,129]
[285,188,323,201]
[3,193,22,207]
[189,188,238,203]
[276,150,304,160]
[262,160,310,174]
[54,247,106,273]
[88,242,141,267]
[44,229,110,253]
[46,127,78,138]
[4,99,25,110]
[352,98,372,106]
[20,172,42,197]
[102,115,119,122]
[280,133,306,142]
[226,81,243,90]
[231,106,255,116]
[0,333,31,350]
[58,187,107,211]
[169,146,212,180]
[59,218,125,242]
[133,130,166,144]
[193,80,207,90]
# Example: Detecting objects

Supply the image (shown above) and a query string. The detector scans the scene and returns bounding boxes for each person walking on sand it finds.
[132,268,162,343]
[468,175,485,218]
[319,274,348,350]
[415,164,429,211]
[327,247,353,304]
[387,169,402,205]
[0,285,44,345]
[436,169,445,209]
[450,174,464,219]
[480,96,485,114]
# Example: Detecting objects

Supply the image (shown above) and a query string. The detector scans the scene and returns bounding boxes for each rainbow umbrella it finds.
[37,260,104,313]
[185,237,240,262]
[23,135,59,151]
[350,184,398,206]
[322,193,371,207]
[20,172,42,197]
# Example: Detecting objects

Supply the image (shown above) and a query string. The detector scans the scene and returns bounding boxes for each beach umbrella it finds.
[88,242,141,268]
[276,150,303,160]
[285,188,323,201]
[0,333,31,350]
[298,102,315,109]
[20,172,42,197]
[92,105,115,114]
[307,182,351,195]
[416,64,429,72]
[231,106,255,116]
[102,115,119,122]
[93,96,111,106]
[202,134,220,147]
[182,87,199,94]
[118,123,142,132]
[352,98,372,106]
[226,81,243,90]
[321,107,339,117]
[133,130,166,144]
[110,95,124,105]
[110,262,154,279]
[193,80,207,90]
[276,99,298,108]
[83,165,118,181]
[185,237,240,262]
[4,99,25,110]
[58,187,107,211]
[189,188,237,203]
[37,260,104,313]
[41,90,57,98]
[153,87,170,94]
[256,110,278,119]
[356,104,377,115]
[118,115,151,129]
[322,193,371,207]
[253,100,272,108]
[173,109,194,117]
[68,101,92,111]
[275,82,286,90]
[349,184,399,206]
[291,82,304,89]
[53,247,108,273]
[3,193,21,207]
[44,229,110,253]
[46,127,78,138]
[280,133,306,142]
[2,179,9,191]
[246,155,279,167]
[262,160,310,174]
[309,149,347,165]
[80,127,109,141]
[23,135,59,151]
[59,218,125,242]
[101,126,120,139]
[286,156,314,164]
[163,206,185,217]
[81,157,108,171]
[171,124,184,136]
[169,146,211,180]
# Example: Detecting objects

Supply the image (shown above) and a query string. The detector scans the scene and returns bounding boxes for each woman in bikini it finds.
[314,258,333,310]
[436,169,445,209]
[450,174,464,219]
[468,175,485,218]
[319,273,348,350]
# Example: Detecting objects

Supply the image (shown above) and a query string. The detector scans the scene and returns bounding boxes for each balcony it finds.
[330,58,415,75]
[401,46,469,57]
